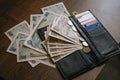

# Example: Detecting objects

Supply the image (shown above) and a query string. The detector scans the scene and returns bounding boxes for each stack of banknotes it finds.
[5,2,87,68]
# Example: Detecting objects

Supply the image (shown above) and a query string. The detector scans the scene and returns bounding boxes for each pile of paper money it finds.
[5,2,83,68]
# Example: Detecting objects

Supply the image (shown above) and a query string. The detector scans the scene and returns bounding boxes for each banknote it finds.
[48,45,81,53]
[51,16,82,45]
[51,48,78,62]
[44,31,48,40]
[16,39,47,62]
[46,37,75,55]
[7,32,28,55]
[47,42,74,46]
[48,30,74,44]
[45,23,71,44]
[30,14,42,31]
[41,40,79,51]
[46,36,73,53]
[28,60,41,67]
[42,34,82,57]
[4,3,91,68]
[41,41,47,51]
[46,35,82,57]
[29,57,56,68]
[24,11,60,54]
[24,29,46,54]
[39,57,56,68]
[41,2,70,16]
[37,11,60,29]
[48,47,81,57]
[49,44,82,48]
[5,20,30,41]
[46,36,73,46]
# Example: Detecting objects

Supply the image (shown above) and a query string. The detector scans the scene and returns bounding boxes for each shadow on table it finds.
[96,43,120,80]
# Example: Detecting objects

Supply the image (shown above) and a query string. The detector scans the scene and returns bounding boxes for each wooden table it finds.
[0,0,120,80]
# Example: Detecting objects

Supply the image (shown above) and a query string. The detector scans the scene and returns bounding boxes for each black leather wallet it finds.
[55,10,120,80]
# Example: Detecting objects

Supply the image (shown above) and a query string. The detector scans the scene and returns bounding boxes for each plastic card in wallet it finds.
[56,10,120,80]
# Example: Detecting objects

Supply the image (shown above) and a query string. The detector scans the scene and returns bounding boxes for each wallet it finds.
[55,10,120,80]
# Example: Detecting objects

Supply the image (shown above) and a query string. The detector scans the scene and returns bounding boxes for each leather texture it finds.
[87,23,119,55]
[56,50,94,80]
[56,11,120,80]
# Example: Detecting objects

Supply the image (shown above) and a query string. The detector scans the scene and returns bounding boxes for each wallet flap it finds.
[56,50,94,80]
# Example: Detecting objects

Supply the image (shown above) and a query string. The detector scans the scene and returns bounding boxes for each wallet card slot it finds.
[85,50,98,64]
[69,15,104,62]
[87,25,119,55]
[87,26,105,37]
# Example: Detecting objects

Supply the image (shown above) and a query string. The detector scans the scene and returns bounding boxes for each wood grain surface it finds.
[0,0,120,80]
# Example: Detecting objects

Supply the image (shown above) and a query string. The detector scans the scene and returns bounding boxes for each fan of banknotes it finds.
[5,2,88,68]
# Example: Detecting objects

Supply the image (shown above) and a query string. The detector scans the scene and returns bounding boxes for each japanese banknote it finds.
[5,2,85,68]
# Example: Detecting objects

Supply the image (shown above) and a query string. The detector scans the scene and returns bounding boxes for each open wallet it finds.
[55,10,120,80]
